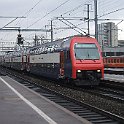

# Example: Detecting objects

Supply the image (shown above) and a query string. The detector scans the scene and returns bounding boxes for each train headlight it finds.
[97,70,101,72]
[77,70,81,73]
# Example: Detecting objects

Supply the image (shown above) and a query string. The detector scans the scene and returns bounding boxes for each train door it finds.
[60,51,64,78]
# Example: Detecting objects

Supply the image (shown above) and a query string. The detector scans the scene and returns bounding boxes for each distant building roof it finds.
[103,46,124,52]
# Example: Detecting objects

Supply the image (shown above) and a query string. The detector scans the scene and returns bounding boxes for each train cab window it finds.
[74,43,100,60]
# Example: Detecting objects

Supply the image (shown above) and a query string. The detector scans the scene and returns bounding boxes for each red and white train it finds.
[103,56,124,68]
[0,35,104,85]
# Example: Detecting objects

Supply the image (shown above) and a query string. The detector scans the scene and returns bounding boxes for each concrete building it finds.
[98,22,118,47]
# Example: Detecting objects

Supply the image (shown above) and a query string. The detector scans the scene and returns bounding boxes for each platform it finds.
[0,75,91,124]
[104,74,124,82]
[104,68,124,72]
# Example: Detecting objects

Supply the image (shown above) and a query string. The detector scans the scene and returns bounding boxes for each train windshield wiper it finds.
[75,53,84,62]
[91,59,96,62]
[77,57,84,62]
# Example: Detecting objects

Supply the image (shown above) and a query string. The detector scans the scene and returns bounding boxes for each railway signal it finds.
[17,34,23,45]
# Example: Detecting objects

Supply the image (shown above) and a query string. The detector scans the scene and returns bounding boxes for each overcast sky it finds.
[0,0,124,46]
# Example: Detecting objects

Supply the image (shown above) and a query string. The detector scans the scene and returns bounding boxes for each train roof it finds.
[28,35,94,51]
[104,55,124,58]
[26,35,98,55]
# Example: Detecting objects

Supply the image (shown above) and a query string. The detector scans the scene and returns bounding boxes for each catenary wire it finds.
[27,0,71,28]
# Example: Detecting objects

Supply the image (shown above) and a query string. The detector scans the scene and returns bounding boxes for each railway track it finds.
[0,66,124,124]
[83,86,124,103]
[100,80,124,91]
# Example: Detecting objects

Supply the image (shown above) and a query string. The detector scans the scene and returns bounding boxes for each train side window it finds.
[120,58,123,63]
[117,59,119,63]
[105,59,107,63]
[114,59,116,63]
[106,58,108,63]
[111,58,113,63]
[103,58,106,63]
[108,59,110,63]
[119,58,120,63]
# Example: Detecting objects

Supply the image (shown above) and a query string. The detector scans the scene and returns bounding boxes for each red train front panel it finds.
[70,37,104,85]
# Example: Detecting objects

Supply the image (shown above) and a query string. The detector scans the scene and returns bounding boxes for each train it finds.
[0,35,104,86]
[103,56,124,68]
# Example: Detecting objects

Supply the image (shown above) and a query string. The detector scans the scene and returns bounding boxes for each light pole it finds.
[94,0,98,40]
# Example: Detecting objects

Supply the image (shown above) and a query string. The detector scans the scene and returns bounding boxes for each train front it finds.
[70,36,104,85]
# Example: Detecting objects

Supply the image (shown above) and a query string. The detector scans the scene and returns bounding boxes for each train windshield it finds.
[74,43,100,60]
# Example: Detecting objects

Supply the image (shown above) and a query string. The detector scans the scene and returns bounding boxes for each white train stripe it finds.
[0,77,57,124]
[30,53,60,64]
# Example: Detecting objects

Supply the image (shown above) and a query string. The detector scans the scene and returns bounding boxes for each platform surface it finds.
[0,75,91,124]
[104,68,124,71]
[104,74,124,82]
